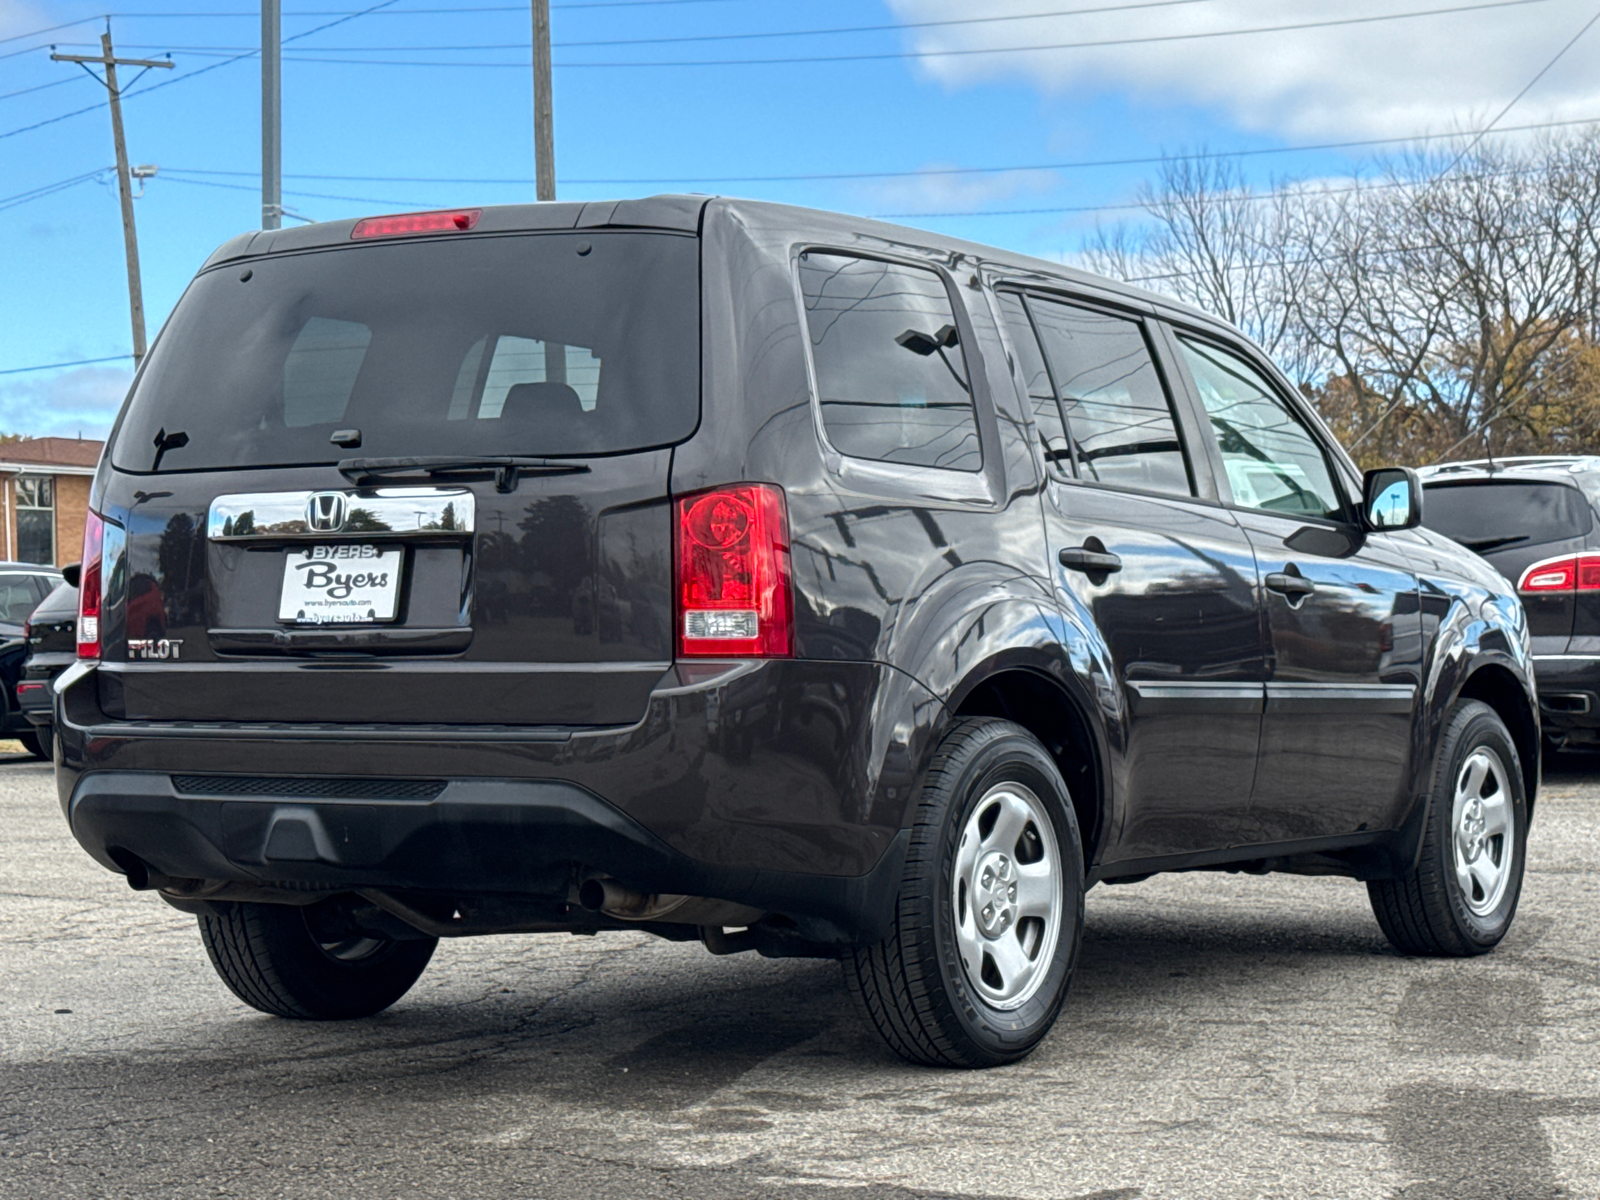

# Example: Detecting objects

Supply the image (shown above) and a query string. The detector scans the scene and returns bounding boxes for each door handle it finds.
[1265,571,1315,599]
[1059,546,1123,574]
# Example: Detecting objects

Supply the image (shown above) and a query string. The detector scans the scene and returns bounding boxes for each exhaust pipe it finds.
[577,877,764,926]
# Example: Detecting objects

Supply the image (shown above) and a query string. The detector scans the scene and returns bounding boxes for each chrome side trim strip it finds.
[1264,682,1416,714]
[208,487,475,541]
[1126,681,1265,715]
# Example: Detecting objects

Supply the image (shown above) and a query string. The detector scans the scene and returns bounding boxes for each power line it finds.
[220,0,1553,67]
[0,16,105,46]
[0,167,116,212]
[0,0,403,143]
[160,114,1593,185]
[0,77,89,102]
[0,354,132,376]
[1442,3,1600,171]
[46,0,1254,52]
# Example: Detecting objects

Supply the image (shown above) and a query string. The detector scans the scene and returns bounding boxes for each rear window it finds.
[1422,480,1594,551]
[114,231,700,471]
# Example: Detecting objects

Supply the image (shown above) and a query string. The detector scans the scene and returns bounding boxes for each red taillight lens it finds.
[1513,554,1600,593]
[675,483,792,658]
[350,209,481,239]
[77,510,104,659]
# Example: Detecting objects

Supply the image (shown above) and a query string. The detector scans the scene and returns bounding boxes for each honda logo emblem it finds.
[305,492,348,533]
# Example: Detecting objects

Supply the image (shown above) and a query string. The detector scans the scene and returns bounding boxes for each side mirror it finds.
[1363,467,1423,532]
[61,563,80,589]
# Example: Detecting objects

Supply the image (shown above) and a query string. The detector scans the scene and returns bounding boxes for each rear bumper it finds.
[16,679,52,726]
[65,771,909,942]
[1533,654,1600,740]
[54,657,940,942]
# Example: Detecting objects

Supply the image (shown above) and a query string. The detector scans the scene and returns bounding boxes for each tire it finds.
[844,717,1085,1068]
[198,901,437,1019]
[16,730,44,759]
[1369,699,1528,956]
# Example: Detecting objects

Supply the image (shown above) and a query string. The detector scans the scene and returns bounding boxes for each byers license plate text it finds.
[279,544,403,624]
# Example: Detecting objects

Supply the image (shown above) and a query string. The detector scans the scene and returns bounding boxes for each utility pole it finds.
[262,0,281,230]
[53,32,172,368]
[532,0,554,201]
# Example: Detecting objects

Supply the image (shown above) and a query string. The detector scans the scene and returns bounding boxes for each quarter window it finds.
[798,252,982,472]
[994,291,1072,480]
[1177,336,1343,520]
[1026,297,1192,497]
[14,476,54,566]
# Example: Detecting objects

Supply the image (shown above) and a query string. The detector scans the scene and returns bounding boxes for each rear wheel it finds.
[844,718,1084,1068]
[16,730,44,759]
[198,901,437,1019]
[1369,699,1527,956]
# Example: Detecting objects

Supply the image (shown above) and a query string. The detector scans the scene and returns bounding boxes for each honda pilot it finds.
[56,197,1539,1067]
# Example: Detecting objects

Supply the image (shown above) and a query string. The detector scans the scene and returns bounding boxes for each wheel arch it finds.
[947,662,1110,870]
[1455,662,1540,814]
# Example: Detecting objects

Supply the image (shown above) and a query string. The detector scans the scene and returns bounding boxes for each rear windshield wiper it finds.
[1457,534,1530,552]
[338,455,591,493]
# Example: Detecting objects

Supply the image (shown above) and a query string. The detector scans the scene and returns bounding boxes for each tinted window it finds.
[994,291,1072,480]
[1178,335,1343,520]
[1027,298,1191,496]
[798,252,981,472]
[0,574,40,625]
[1423,481,1593,551]
[114,232,700,471]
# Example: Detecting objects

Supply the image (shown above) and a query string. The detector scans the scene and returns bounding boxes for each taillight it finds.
[675,483,792,658]
[77,510,104,659]
[1515,554,1600,593]
[350,209,481,239]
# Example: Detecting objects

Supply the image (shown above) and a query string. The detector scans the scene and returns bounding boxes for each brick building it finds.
[0,437,104,568]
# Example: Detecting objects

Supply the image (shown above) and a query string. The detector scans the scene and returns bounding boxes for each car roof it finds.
[196,194,1223,334]
[0,562,62,573]
[1418,456,1600,485]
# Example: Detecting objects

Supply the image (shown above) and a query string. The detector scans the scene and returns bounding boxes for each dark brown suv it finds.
[57,198,1538,1067]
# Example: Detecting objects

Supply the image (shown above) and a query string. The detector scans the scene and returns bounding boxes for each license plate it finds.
[278,545,403,624]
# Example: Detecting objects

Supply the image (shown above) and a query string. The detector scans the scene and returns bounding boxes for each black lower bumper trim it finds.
[67,771,908,944]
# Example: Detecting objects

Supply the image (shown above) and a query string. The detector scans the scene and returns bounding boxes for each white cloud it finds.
[0,0,53,42]
[0,366,129,440]
[888,0,1600,139]
[859,166,1061,215]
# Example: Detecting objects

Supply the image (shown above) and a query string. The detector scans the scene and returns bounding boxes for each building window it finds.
[15,476,54,565]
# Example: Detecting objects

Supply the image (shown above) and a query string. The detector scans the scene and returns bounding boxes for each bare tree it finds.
[1083,130,1600,467]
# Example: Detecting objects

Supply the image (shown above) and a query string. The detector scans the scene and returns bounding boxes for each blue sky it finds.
[2,0,1596,439]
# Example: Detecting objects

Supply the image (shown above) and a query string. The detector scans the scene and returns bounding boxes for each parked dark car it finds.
[0,562,64,757]
[1419,456,1600,750]
[19,570,78,757]
[56,198,1538,1067]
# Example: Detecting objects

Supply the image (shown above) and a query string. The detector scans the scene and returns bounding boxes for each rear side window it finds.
[114,231,700,471]
[994,291,1072,480]
[1423,481,1594,551]
[0,574,41,625]
[797,251,981,472]
[1026,297,1192,497]
[1177,335,1343,520]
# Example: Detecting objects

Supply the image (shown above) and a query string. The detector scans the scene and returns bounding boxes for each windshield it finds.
[114,231,700,472]
[1422,480,1594,550]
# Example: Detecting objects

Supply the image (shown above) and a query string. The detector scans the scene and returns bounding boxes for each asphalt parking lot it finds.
[3,752,1599,1200]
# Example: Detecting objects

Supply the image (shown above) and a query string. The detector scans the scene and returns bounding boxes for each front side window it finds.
[14,476,53,566]
[798,252,982,472]
[1026,297,1192,497]
[1178,335,1344,521]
